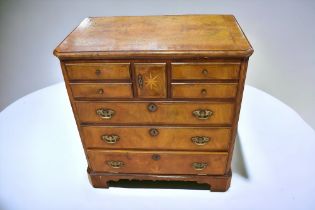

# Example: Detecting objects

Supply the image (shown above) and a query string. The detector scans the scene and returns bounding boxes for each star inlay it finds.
[145,73,160,90]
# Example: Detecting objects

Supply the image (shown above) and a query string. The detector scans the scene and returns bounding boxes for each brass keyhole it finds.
[152,154,160,161]
[138,74,144,89]
[202,69,208,75]
[149,128,159,137]
[97,88,104,94]
[95,69,101,75]
[147,103,158,112]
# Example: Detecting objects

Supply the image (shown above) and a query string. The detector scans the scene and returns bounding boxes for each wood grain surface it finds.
[82,126,231,151]
[75,101,235,125]
[54,15,253,59]
[171,63,240,80]
[87,150,228,175]
[171,83,238,99]
[70,83,133,99]
[66,63,130,80]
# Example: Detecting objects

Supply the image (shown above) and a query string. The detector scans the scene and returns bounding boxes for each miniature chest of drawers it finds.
[54,15,253,192]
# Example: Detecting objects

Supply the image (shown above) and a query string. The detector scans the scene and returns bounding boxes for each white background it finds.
[0,0,315,129]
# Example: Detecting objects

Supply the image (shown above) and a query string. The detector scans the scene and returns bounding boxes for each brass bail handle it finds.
[96,108,115,119]
[191,136,210,145]
[192,162,208,170]
[107,160,124,168]
[192,109,213,120]
[101,134,120,144]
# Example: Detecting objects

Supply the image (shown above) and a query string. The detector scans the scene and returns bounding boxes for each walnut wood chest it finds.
[54,15,253,192]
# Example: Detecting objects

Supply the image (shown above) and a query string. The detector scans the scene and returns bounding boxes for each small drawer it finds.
[172,63,240,80]
[76,101,234,125]
[87,150,228,175]
[71,83,133,99]
[65,63,130,80]
[172,83,238,99]
[82,126,231,151]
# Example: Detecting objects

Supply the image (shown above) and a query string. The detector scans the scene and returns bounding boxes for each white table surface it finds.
[0,83,315,210]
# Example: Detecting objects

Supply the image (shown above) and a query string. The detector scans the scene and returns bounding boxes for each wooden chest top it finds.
[54,15,253,59]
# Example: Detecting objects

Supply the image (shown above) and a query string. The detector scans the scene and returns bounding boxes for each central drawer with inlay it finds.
[54,15,253,192]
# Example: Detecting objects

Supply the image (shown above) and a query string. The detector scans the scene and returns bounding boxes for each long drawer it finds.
[82,126,231,151]
[87,150,228,175]
[76,102,235,125]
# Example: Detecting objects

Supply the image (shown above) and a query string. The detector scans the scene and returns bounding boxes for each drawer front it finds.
[71,83,133,99]
[76,102,234,124]
[134,63,167,98]
[87,150,228,175]
[66,63,130,80]
[172,83,238,99]
[82,126,231,151]
[172,63,240,80]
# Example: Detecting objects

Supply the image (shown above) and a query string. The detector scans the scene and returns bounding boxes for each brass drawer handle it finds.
[138,73,143,89]
[96,108,115,119]
[191,136,210,145]
[149,128,159,136]
[192,162,208,170]
[192,109,213,120]
[101,134,120,144]
[147,103,158,112]
[97,88,104,94]
[201,89,207,95]
[107,160,124,169]
[202,69,208,75]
